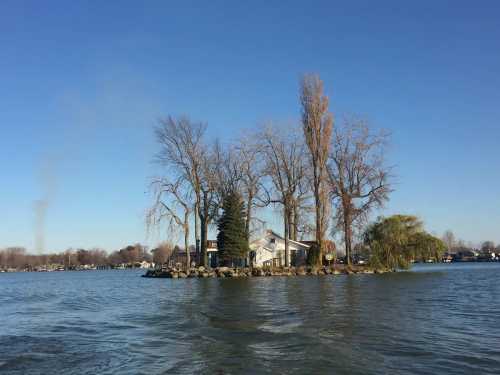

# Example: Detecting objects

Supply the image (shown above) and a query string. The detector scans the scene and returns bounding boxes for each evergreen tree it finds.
[217,191,249,265]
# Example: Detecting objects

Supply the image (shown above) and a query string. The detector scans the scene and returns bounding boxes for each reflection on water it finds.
[1,264,499,374]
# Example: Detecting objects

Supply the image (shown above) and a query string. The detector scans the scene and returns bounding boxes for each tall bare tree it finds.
[212,140,243,201]
[155,116,206,262]
[442,230,456,253]
[198,144,221,266]
[300,74,333,265]
[147,177,192,269]
[236,135,267,240]
[327,119,391,265]
[261,125,307,267]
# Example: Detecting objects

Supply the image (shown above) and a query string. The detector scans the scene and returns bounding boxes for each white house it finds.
[249,230,311,267]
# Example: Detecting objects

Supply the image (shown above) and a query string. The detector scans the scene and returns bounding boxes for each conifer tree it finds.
[217,191,249,265]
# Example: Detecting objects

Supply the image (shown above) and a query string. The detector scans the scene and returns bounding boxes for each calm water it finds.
[1,263,499,374]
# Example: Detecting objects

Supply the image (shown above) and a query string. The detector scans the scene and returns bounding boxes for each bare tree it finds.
[235,135,267,239]
[155,116,206,263]
[151,241,175,266]
[212,140,243,201]
[327,119,391,265]
[481,241,495,252]
[289,171,312,241]
[197,144,222,266]
[147,177,192,269]
[300,74,333,265]
[442,230,456,253]
[261,125,307,266]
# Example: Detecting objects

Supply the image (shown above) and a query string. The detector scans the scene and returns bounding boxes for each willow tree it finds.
[363,215,422,269]
[327,119,391,265]
[364,215,445,269]
[300,74,333,265]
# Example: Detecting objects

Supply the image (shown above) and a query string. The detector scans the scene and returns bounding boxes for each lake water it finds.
[1,263,499,374]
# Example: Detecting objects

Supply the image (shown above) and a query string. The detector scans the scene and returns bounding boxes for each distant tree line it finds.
[0,243,153,270]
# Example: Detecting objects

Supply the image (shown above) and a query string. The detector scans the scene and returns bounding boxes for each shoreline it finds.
[142,265,392,279]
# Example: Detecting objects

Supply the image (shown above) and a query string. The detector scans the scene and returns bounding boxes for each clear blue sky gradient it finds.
[1,1,499,252]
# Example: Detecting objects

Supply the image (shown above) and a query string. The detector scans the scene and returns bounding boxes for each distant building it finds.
[206,240,218,267]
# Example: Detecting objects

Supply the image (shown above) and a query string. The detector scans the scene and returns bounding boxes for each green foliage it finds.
[217,191,249,265]
[409,232,446,262]
[306,243,320,266]
[364,215,445,270]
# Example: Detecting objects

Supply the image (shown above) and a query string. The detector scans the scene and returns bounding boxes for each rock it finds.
[171,272,179,278]
[198,266,206,272]
[178,272,188,278]
[308,267,318,276]
[296,267,307,276]
[251,268,262,276]
[224,269,235,277]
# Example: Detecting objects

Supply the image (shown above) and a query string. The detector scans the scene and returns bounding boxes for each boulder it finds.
[308,267,318,276]
[296,267,307,276]
[252,268,264,277]
[178,272,188,278]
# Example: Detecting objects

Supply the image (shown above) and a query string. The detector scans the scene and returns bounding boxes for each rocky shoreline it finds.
[142,265,392,279]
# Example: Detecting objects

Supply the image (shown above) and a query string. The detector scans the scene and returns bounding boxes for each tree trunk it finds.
[194,200,200,263]
[200,191,209,267]
[201,218,208,267]
[245,192,253,240]
[315,189,323,266]
[184,213,190,270]
[292,201,299,241]
[284,208,290,267]
[343,203,352,266]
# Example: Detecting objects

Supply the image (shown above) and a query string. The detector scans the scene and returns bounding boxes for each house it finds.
[207,240,218,267]
[249,230,311,267]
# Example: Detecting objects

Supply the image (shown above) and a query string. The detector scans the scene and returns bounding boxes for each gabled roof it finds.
[250,229,311,249]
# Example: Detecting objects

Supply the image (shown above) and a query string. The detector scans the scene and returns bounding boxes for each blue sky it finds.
[1,0,499,252]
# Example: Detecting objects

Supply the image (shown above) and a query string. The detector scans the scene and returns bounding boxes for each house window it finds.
[270,238,276,244]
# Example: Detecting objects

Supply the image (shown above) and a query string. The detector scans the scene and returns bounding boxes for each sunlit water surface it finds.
[1,263,499,374]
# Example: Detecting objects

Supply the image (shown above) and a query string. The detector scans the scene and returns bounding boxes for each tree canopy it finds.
[364,215,446,269]
[216,191,249,265]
